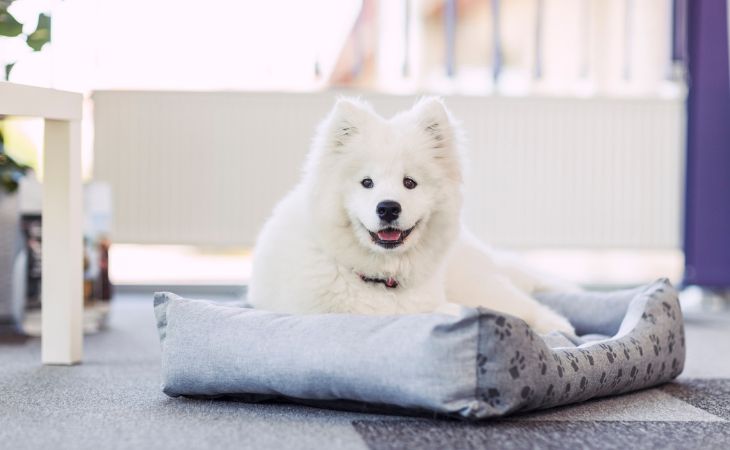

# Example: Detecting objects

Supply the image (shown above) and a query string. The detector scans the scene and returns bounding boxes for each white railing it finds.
[92,91,684,250]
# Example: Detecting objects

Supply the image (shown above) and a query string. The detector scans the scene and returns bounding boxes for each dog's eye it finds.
[361,178,374,189]
[403,177,417,190]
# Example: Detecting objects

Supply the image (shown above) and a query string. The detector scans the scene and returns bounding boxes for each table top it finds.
[0,81,82,120]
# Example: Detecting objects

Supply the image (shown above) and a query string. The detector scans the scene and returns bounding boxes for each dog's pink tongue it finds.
[377,229,402,241]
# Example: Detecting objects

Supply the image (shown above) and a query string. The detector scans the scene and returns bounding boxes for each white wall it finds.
[92,91,684,249]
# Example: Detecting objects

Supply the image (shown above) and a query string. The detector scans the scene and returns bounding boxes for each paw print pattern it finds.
[538,350,548,375]
[649,334,662,356]
[643,363,655,382]
[679,328,685,349]
[509,351,526,379]
[476,294,684,412]
[579,376,588,393]
[578,349,595,366]
[618,342,631,360]
[524,327,535,342]
[558,383,572,402]
[661,301,677,320]
[563,351,580,372]
[599,344,618,364]
[642,312,657,325]
[477,353,488,375]
[629,337,644,357]
[520,386,535,402]
[628,366,638,384]
[610,368,623,388]
[481,388,502,407]
[671,358,681,377]
[667,330,676,354]
[541,384,556,405]
[492,315,513,341]
[553,353,565,378]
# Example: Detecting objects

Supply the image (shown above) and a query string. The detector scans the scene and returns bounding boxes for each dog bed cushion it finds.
[153,278,685,419]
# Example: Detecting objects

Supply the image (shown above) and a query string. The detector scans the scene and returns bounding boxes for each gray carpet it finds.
[1,294,729,450]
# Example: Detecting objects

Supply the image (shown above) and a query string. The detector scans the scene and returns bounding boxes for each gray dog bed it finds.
[153,278,684,419]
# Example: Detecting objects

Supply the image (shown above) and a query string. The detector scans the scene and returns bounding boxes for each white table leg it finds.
[41,119,83,365]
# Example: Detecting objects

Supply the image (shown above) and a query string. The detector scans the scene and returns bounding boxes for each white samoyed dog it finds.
[248,97,576,334]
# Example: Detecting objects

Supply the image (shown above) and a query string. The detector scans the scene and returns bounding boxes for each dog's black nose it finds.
[376,200,401,223]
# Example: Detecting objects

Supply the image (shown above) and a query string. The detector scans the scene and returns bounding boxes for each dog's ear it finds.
[410,97,454,151]
[410,97,464,181]
[325,97,374,149]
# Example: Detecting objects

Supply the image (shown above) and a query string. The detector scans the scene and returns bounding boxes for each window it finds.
[3,0,685,97]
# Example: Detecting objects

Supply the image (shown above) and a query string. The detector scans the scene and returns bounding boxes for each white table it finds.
[0,81,83,365]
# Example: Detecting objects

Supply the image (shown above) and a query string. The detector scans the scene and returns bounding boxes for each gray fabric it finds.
[154,278,685,419]
[2,291,727,450]
[472,279,685,417]
[155,296,480,415]
[535,284,649,337]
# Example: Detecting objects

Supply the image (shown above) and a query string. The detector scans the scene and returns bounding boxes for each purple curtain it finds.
[683,0,730,287]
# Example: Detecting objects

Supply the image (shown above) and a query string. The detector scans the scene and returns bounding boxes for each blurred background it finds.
[1,0,728,331]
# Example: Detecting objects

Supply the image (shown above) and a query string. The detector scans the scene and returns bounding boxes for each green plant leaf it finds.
[26,13,51,51]
[0,6,23,37]
[4,62,14,80]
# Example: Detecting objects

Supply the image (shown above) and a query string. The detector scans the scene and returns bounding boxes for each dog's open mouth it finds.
[368,226,415,249]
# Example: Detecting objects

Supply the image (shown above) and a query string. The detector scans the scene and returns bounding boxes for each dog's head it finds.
[307,97,465,256]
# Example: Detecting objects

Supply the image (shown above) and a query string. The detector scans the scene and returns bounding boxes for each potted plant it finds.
[0,128,28,330]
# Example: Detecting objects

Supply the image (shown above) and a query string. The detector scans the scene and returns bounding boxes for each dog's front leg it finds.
[447,271,575,335]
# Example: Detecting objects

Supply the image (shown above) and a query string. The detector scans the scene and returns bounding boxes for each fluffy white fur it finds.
[248,97,576,334]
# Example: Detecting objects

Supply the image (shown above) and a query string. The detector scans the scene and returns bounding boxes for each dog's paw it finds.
[532,311,575,336]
